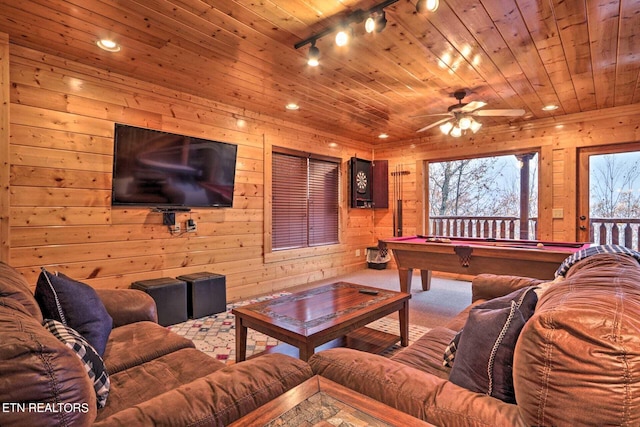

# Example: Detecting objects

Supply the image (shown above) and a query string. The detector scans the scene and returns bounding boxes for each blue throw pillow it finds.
[448,286,538,403]
[45,319,110,408]
[35,268,113,356]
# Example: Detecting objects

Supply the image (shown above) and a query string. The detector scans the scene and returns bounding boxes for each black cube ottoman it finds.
[131,278,188,326]
[176,272,226,318]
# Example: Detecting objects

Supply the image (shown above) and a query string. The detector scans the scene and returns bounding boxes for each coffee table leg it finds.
[299,343,315,362]
[399,301,409,347]
[235,316,248,362]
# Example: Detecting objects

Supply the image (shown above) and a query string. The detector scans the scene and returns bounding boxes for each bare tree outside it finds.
[428,151,639,248]
[590,153,640,218]
[589,152,640,249]
[429,154,538,238]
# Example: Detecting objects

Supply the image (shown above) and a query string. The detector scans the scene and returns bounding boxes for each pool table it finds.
[380,236,590,293]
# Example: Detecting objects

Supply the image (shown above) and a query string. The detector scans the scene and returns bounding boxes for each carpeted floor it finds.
[287,268,473,329]
[169,269,471,364]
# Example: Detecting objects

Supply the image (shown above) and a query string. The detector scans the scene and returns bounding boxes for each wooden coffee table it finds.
[232,282,410,362]
[228,375,434,426]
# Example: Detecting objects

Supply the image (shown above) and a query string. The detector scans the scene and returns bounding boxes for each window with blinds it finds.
[272,150,339,250]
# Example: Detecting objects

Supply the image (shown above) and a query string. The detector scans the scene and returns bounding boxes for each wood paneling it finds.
[6,44,376,299]
[373,105,640,243]
[0,0,637,143]
[0,34,9,262]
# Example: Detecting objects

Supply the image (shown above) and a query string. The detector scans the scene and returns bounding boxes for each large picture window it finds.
[272,149,339,250]
[427,153,538,239]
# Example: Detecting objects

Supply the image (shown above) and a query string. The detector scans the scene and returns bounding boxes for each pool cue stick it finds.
[397,164,403,237]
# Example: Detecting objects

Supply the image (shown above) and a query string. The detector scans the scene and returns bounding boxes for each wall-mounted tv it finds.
[112,124,238,208]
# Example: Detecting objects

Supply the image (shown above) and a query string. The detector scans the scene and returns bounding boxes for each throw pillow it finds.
[443,329,462,368]
[44,319,110,408]
[448,286,538,403]
[35,268,113,356]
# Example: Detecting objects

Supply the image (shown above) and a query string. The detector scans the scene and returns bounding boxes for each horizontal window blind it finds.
[309,159,339,246]
[272,151,339,250]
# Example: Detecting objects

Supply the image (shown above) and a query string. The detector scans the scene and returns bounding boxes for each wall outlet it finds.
[355,249,361,257]
[552,208,564,219]
[170,224,181,233]
[186,219,197,232]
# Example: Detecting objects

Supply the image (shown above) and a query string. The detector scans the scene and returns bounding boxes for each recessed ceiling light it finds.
[542,104,559,111]
[378,133,389,139]
[285,103,300,110]
[96,39,121,52]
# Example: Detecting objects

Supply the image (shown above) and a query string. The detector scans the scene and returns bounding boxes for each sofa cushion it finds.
[0,302,97,426]
[95,353,313,426]
[35,268,113,356]
[514,253,640,426]
[391,326,457,379]
[0,262,43,322]
[96,347,224,421]
[448,286,538,403]
[45,319,110,409]
[102,321,196,375]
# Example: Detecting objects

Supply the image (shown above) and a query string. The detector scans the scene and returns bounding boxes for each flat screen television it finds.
[112,124,238,208]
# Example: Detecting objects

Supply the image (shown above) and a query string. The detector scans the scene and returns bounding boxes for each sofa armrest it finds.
[93,353,313,426]
[96,289,158,327]
[309,348,525,427]
[471,274,544,303]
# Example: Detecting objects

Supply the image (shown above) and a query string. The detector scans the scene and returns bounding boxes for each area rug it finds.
[168,292,430,364]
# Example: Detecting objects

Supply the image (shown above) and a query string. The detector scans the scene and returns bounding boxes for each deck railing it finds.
[429,216,640,251]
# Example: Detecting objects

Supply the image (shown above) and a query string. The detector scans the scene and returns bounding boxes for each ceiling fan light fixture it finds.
[439,121,453,135]
[458,116,472,130]
[450,126,462,138]
[307,43,320,66]
[470,119,482,133]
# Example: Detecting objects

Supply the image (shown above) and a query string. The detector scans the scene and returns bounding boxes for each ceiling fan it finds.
[414,90,525,137]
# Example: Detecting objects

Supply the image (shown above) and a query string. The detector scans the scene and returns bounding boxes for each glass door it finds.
[578,143,640,250]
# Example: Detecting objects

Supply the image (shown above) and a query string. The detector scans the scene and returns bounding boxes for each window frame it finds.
[264,145,345,263]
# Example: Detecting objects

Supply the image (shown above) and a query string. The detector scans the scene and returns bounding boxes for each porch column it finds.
[517,153,535,240]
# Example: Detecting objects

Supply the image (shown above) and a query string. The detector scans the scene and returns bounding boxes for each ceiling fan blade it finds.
[459,101,487,112]
[417,117,452,133]
[473,108,525,117]
[410,112,454,119]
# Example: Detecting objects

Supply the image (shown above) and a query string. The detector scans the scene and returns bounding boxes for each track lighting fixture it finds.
[307,43,320,66]
[294,0,409,66]
[365,11,387,33]
[416,0,439,13]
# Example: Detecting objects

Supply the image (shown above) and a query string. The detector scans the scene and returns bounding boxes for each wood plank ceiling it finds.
[0,0,638,143]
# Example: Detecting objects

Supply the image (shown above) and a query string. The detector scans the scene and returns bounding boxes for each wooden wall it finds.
[373,105,640,245]
[2,35,639,299]
[2,39,377,300]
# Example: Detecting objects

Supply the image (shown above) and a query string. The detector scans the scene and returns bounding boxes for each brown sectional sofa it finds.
[0,262,313,426]
[309,252,640,426]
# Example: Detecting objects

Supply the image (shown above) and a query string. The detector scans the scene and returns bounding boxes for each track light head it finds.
[365,16,375,33]
[375,11,387,32]
[335,28,350,46]
[416,0,439,13]
[307,43,320,66]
